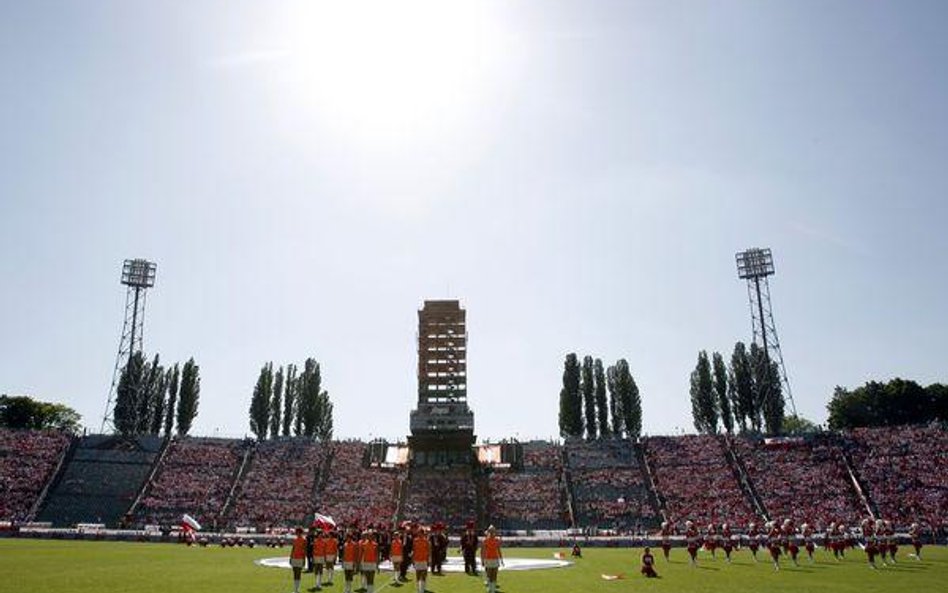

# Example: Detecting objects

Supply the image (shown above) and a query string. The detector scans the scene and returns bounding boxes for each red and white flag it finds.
[181,514,201,532]
[312,513,336,531]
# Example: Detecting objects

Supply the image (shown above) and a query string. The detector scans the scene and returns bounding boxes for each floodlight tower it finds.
[735,248,797,417]
[100,259,157,432]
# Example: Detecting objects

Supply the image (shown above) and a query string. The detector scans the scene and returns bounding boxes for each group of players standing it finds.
[658,517,927,570]
[288,520,504,593]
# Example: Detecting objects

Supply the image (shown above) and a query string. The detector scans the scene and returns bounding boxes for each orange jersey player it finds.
[290,528,307,593]
[361,530,380,593]
[481,526,504,593]
[324,531,338,584]
[312,531,327,589]
[412,527,431,593]
[342,530,360,593]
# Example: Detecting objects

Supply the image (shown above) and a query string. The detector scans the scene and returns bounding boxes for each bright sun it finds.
[270,1,509,144]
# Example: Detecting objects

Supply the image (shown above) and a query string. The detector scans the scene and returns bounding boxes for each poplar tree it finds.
[148,363,169,434]
[270,366,284,439]
[164,364,179,436]
[582,356,597,440]
[559,353,583,438]
[616,359,641,439]
[594,358,610,438]
[282,364,297,437]
[114,352,145,435]
[176,358,200,436]
[712,352,733,433]
[607,364,623,436]
[729,342,754,433]
[690,351,717,434]
[249,362,273,440]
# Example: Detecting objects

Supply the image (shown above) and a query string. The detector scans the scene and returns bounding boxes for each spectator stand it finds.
[225,438,328,530]
[720,434,770,520]
[26,432,75,522]
[645,434,758,527]
[565,438,660,534]
[403,463,476,528]
[0,428,72,523]
[218,443,255,521]
[632,441,667,522]
[846,424,948,528]
[731,433,866,527]
[124,435,173,522]
[36,434,164,528]
[319,440,403,528]
[483,441,567,531]
[134,437,250,530]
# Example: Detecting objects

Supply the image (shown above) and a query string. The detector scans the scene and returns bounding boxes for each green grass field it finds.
[1,539,945,593]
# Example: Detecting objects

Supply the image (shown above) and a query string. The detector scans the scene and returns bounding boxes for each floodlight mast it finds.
[101,259,157,432]
[735,248,797,418]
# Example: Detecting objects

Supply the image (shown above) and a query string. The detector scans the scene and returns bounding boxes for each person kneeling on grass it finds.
[641,547,659,578]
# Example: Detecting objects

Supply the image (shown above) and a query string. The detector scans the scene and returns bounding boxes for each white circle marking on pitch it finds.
[255,556,572,572]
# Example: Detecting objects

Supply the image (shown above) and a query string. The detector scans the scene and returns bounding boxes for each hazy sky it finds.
[2,1,946,441]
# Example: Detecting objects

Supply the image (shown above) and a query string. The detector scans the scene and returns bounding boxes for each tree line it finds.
[827,378,948,429]
[248,357,333,441]
[558,353,642,440]
[0,394,82,433]
[689,341,786,435]
[113,352,201,437]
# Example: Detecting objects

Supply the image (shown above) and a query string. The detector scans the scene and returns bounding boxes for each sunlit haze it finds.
[1,1,946,440]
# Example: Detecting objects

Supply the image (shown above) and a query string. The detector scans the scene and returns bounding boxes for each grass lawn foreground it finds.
[0,539,945,593]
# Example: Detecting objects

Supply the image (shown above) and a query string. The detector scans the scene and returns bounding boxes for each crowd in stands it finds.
[7,425,946,533]
[848,425,948,527]
[567,440,658,530]
[228,439,326,528]
[647,435,757,526]
[486,442,564,529]
[0,429,70,522]
[319,441,401,527]
[137,438,247,527]
[732,435,865,526]
[404,466,476,527]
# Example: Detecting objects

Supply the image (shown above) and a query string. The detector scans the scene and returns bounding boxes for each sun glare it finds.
[273,1,509,145]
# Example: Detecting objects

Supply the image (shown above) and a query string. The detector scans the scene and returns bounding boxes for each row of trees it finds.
[248,358,333,441]
[827,378,948,429]
[690,342,785,435]
[113,353,201,436]
[558,354,642,440]
[0,395,82,433]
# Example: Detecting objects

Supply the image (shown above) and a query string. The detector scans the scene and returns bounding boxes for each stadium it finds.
[4,2,948,592]
[3,300,947,592]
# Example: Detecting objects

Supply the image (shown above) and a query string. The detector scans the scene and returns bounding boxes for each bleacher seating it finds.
[228,438,326,528]
[732,435,865,526]
[318,441,401,527]
[37,435,163,527]
[847,425,948,526]
[10,427,944,532]
[0,429,71,522]
[647,435,756,526]
[566,439,658,530]
[136,437,248,528]
[403,466,476,528]
[486,441,565,530]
